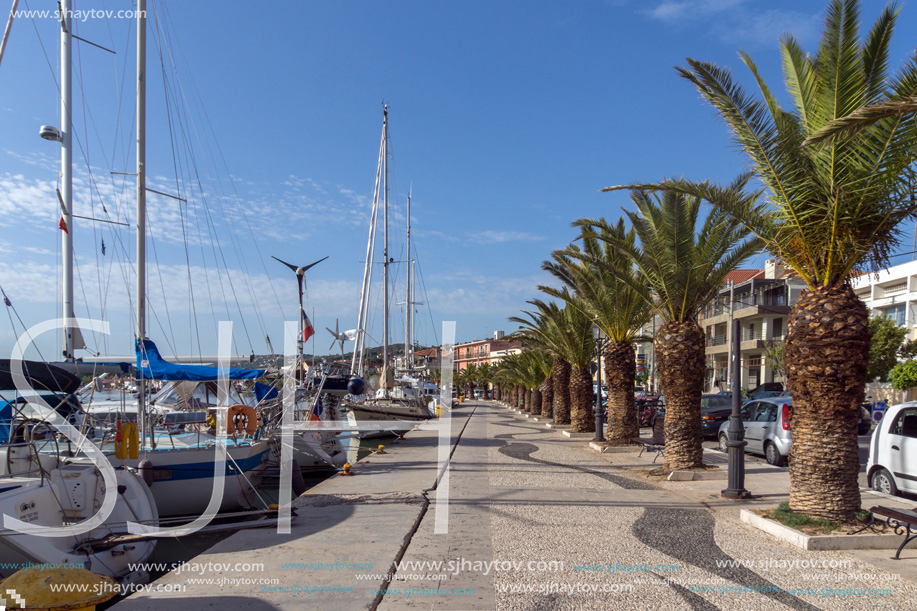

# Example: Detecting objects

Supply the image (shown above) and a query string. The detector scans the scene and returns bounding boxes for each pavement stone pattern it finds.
[479,402,917,611]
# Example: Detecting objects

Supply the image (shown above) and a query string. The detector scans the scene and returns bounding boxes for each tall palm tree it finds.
[517,295,597,432]
[463,363,478,399]
[606,0,917,518]
[578,188,761,469]
[543,219,654,446]
[510,302,572,423]
[476,363,493,399]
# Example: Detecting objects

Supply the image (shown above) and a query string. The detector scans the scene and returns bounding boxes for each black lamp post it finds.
[591,324,606,442]
[722,318,751,499]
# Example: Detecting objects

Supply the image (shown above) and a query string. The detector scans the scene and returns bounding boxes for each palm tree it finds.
[517,295,596,432]
[476,363,493,399]
[578,189,761,469]
[543,219,654,446]
[510,301,574,424]
[605,0,917,518]
[463,363,478,399]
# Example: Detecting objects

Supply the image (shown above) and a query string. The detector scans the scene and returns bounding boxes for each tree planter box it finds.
[667,470,726,481]
[561,430,592,438]
[588,443,642,454]
[740,509,904,551]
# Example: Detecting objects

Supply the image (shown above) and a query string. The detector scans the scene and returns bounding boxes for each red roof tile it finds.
[724,269,764,284]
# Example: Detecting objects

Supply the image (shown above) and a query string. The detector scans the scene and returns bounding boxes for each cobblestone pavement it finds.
[484,404,917,611]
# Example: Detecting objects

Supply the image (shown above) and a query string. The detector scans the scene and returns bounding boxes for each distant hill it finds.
[245,345,433,369]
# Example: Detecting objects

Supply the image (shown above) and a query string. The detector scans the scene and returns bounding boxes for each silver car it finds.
[718,397,793,466]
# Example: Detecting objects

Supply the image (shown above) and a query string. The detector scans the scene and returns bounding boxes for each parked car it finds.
[717,396,793,466]
[867,401,917,497]
[700,394,734,438]
[747,382,784,400]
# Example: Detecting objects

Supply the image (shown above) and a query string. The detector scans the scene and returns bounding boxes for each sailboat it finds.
[53,1,270,518]
[0,360,158,582]
[343,107,434,433]
[0,1,157,581]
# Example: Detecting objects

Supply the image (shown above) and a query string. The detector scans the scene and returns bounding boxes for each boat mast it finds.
[60,0,74,361]
[136,0,147,443]
[382,105,390,385]
[404,192,411,370]
[352,109,386,377]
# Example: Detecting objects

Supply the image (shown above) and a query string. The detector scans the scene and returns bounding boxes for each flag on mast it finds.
[301,308,315,342]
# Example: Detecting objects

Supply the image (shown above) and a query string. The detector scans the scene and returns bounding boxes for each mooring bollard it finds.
[340,463,354,476]
[375,444,387,454]
[1,567,118,610]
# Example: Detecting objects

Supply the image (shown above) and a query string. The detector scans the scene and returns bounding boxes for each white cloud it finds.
[468,230,545,244]
[644,0,821,47]
[648,0,745,22]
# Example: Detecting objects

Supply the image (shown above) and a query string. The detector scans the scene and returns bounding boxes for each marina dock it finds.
[114,401,917,610]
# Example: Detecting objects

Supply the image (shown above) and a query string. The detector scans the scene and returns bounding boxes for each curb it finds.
[588,442,642,454]
[668,470,727,481]
[739,509,904,550]
[560,430,592,438]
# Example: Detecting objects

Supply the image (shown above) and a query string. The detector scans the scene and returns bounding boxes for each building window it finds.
[772,318,783,339]
[881,303,907,326]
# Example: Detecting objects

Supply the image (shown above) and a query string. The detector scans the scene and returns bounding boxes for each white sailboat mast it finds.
[404,192,411,369]
[136,0,147,440]
[60,0,74,360]
[352,109,386,377]
[382,106,390,377]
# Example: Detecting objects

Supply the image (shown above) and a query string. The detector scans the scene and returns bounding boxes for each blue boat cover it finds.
[254,382,278,402]
[136,340,264,381]
[0,401,11,443]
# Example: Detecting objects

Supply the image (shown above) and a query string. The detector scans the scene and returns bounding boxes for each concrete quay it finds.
[114,400,917,610]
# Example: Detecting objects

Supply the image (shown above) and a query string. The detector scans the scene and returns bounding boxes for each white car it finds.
[867,401,917,497]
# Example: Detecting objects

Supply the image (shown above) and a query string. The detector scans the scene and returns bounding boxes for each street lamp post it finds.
[722,318,750,499]
[591,324,606,442]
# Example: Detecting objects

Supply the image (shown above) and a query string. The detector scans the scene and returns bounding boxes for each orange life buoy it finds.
[226,404,258,436]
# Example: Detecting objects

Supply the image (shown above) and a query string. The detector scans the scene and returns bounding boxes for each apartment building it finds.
[851,259,917,340]
[454,332,522,371]
[701,261,806,392]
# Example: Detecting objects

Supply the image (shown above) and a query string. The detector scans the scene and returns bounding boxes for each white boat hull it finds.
[0,463,158,581]
[109,439,270,517]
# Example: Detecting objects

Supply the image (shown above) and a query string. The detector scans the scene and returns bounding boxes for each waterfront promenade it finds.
[115,400,917,610]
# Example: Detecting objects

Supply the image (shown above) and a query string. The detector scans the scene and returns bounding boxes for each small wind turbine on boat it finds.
[272,255,328,370]
[327,319,357,358]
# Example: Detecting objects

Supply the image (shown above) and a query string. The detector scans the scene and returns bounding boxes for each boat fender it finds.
[347,377,368,396]
[291,459,307,496]
[138,459,154,487]
[227,404,258,436]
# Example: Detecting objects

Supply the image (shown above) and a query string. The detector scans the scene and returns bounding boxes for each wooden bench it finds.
[870,505,917,559]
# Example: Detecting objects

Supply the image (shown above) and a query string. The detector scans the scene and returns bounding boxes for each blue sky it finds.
[1,0,916,361]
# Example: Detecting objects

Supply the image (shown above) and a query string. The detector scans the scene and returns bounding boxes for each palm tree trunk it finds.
[525,387,533,413]
[552,359,571,425]
[515,385,523,409]
[532,387,542,416]
[656,320,705,470]
[606,340,639,445]
[541,374,554,419]
[569,366,594,433]
[786,285,867,520]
